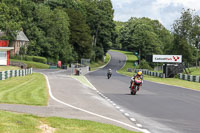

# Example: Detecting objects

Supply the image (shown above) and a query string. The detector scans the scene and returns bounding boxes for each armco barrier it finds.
[134,69,164,78]
[178,73,200,83]
[0,68,32,81]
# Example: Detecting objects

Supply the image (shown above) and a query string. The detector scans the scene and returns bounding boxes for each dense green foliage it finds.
[11,55,47,64]
[116,17,173,60]
[114,10,200,68]
[10,59,49,69]
[172,9,200,64]
[0,0,115,64]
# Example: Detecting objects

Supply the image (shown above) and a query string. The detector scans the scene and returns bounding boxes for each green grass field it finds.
[89,53,110,71]
[0,110,140,133]
[0,73,48,105]
[0,66,21,72]
[113,49,200,90]
[10,59,49,69]
[186,67,200,76]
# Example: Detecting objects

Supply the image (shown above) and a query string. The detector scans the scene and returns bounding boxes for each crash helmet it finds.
[137,71,142,76]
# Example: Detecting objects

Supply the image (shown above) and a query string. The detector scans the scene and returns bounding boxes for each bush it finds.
[24,56,33,61]
[32,56,47,64]
[138,59,152,70]
[11,55,47,64]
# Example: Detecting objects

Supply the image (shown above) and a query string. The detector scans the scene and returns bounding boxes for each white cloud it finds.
[111,0,200,30]
[112,0,133,8]
[153,0,200,10]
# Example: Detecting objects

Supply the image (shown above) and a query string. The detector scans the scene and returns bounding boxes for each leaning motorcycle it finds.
[130,78,142,95]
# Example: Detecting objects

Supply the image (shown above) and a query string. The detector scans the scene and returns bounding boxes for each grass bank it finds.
[0,73,48,105]
[70,75,95,89]
[89,53,110,71]
[0,110,139,133]
[184,67,200,76]
[113,49,200,91]
[10,59,49,69]
[0,66,21,72]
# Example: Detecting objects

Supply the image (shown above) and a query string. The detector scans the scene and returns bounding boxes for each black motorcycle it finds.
[107,72,112,79]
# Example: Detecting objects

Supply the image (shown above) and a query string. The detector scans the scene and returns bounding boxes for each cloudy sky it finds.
[111,0,200,30]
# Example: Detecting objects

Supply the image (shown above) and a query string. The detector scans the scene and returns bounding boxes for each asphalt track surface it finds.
[86,51,200,133]
[0,68,144,132]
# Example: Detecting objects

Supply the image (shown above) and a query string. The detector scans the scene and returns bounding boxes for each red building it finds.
[0,40,14,66]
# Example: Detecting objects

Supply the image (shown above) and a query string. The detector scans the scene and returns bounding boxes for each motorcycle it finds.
[130,77,142,95]
[107,72,112,79]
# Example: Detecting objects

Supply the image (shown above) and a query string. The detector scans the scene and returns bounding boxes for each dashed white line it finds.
[120,109,124,112]
[116,106,120,109]
[136,124,143,128]
[124,113,130,116]
[130,118,136,122]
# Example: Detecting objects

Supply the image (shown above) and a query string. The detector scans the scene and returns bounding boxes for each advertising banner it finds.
[153,55,182,63]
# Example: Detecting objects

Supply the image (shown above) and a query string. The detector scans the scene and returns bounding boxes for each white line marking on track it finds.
[136,124,143,128]
[43,73,151,133]
[116,106,120,109]
[130,118,136,122]
[124,113,130,116]
[120,109,124,112]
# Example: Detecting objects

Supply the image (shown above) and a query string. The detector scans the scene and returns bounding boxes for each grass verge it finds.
[0,66,21,72]
[89,53,110,71]
[0,110,140,133]
[184,67,200,76]
[10,59,49,69]
[70,75,95,90]
[113,49,200,91]
[0,73,48,105]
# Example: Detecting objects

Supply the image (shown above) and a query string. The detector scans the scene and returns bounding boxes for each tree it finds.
[81,0,115,61]
[0,2,22,43]
[172,9,199,64]
[67,9,92,61]
[119,17,168,59]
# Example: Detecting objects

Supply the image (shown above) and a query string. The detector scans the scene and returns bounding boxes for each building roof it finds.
[0,30,29,42]
[16,31,29,41]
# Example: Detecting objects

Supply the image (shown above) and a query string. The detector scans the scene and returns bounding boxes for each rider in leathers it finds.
[130,71,143,90]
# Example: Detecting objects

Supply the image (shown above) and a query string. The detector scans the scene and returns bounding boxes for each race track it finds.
[86,51,200,133]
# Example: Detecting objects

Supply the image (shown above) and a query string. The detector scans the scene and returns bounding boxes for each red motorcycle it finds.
[130,78,142,95]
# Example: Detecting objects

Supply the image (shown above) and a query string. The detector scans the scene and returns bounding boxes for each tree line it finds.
[0,0,115,64]
[1,0,199,67]
[114,9,200,68]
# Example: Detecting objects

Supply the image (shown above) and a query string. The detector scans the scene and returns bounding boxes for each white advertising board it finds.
[153,55,182,63]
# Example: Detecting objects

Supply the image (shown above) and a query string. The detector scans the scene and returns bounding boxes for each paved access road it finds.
[86,51,200,133]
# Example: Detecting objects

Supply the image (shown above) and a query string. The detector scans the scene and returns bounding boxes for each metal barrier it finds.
[178,73,200,83]
[0,68,32,81]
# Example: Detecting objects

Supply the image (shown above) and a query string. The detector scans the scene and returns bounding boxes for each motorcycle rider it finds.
[129,71,143,90]
[107,68,112,74]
